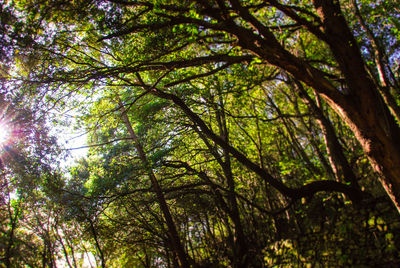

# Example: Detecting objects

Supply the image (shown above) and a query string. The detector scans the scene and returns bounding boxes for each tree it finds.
[7,0,399,210]
[0,88,67,266]
[2,0,400,266]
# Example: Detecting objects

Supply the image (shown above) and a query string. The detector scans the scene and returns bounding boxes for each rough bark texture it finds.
[307,0,400,212]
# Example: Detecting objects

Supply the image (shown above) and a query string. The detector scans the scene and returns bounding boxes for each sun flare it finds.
[0,125,9,144]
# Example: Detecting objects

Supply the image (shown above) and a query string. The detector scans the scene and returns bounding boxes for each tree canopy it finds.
[1,0,400,267]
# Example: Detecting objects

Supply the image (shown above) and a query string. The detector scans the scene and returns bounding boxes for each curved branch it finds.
[135,75,365,202]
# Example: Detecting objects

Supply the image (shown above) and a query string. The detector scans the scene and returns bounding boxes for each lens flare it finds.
[0,125,9,144]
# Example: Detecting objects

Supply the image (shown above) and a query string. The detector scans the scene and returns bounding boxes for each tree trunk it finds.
[87,217,106,268]
[214,91,248,267]
[117,98,191,268]
[312,0,400,212]
[351,0,400,122]
[294,81,359,188]
[337,88,400,212]
[4,209,17,268]
[229,0,400,212]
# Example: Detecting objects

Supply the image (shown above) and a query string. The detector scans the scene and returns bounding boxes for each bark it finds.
[291,92,336,178]
[294,81,359,188]
[180,125,249,265]
[83,0,400,210]
[351,0,400,122]
[55,229,74,268]
[64,231,78,268]
[100,0,400,208]
[117,98,191,268]
[220,0,400,212]
[312,0,400,212]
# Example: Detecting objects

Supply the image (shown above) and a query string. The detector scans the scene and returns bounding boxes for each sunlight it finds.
[0,124,9,144]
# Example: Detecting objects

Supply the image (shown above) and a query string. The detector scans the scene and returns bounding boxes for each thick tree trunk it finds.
[337,88,400,212]
[312,0,400,212]
[351,0,400,122]
[231,0,400,211]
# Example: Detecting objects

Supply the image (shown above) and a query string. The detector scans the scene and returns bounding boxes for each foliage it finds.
[1,0,400,267]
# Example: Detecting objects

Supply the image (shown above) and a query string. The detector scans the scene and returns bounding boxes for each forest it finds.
[0,0,400,267]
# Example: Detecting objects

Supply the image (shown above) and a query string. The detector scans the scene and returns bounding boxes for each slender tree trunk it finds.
[294,81,359,188]
[268,96,322,176]
[214,91,248,267]
[87,217,106,268]
[313,91,359,187]
[117,98,191,268]
[64,231,78,268]
[4,208,18,268]
[55,229,73,268]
